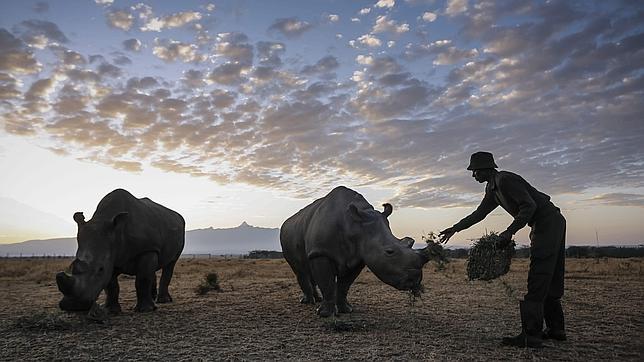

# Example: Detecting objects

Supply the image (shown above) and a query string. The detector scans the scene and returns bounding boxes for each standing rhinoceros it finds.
[280,186,444,317]
[56,189,185,314]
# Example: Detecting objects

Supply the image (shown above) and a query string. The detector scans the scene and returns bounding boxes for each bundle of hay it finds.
[467,232,515,281]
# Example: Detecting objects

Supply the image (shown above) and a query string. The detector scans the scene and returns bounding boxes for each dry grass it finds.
[0,257,642,360]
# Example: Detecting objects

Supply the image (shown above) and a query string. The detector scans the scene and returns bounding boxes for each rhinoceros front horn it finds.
[417,239,448,265]
[73,212,85,226]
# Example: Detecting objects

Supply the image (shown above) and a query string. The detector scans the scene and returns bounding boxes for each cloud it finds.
[153,39,206,63]
[0,29,41,74]
[12,20,69,48]
[403,39,479,64]
[445,0,468,16]
[214,32,253,65]
[97,62,122,78]
[268,17,313,38]
[141,11,202,32]
[301,55,339,75]
[256,41,285,67]
[327,14,340,23]
[107,9,134,31]
[2,1,643,211]
[123,38,142,52]
[351,34,382,48]
[181,69,206,88]
[586,193,644,208]
[375,0,396,9]
[372,16,409,34]
[95,0,114,5]
[359,8,371,15]
[422,12,437,22]
[0,73,21,100]
[24,78,54,101]
[208,62,248,85]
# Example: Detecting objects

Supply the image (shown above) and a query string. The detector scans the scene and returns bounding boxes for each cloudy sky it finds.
[1,0,643,246]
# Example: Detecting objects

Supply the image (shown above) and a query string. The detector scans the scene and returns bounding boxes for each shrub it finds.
[195,272,222,295]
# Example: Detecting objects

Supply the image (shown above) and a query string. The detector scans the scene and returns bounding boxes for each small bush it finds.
[205,272,220,288]
[195,272,222,295]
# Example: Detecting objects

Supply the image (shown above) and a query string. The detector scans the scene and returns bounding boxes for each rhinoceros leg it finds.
[134,251,158,313]
[156,260,176,303]
[336,265,363,314]
[151,276,158,301]
[310,256,338,317]
[296,270,318,304]
[103,273,122,314]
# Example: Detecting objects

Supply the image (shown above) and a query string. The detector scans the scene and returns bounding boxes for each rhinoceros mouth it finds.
[393,271,422,291]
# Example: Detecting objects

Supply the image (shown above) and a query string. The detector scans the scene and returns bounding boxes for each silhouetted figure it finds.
[439,152,566,348]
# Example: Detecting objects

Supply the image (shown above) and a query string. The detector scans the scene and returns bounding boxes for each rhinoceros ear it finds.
[348,203,371,223]
[73,212,85,226]
[381,203,393,218]
[111,212,128,228]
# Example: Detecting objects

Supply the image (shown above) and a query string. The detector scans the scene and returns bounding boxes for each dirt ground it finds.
[1,257,643,361]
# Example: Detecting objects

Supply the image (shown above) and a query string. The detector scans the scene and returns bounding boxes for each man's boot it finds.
[543,298,567,341]
[502,300,544,348]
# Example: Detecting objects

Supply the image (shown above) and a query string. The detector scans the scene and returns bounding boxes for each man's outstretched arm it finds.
[440,191,498,243]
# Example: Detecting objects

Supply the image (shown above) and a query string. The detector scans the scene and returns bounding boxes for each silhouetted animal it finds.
[56,189,185,314]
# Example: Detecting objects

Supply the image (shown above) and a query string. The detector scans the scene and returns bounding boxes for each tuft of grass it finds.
[323,317,366,333]
[195,272,222,295]
[14,311,75,331]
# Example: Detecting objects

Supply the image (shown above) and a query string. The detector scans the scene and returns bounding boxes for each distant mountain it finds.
[0,222,281,257]
[183,222,280,255]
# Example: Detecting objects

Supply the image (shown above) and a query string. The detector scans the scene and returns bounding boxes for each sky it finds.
[0,0,643,247]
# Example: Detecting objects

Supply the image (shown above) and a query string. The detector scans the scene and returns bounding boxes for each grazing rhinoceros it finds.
[280,186,445,317]
[56,189,185,314]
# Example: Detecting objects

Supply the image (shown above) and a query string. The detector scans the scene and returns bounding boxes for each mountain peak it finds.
[239,221,250,228]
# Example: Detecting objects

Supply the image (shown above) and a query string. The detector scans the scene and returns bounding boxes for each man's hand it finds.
[495,230,513,248]
[439,227,456,244]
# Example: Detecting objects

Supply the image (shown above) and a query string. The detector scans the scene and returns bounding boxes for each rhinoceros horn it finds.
[73,212,85,226]
[417,239,448,265]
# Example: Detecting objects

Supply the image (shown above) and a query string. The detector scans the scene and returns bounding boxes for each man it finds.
[439,151,567,348]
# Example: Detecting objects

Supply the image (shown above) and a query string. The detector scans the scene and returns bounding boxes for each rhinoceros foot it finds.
[103,302,122,315]
[134,302,157,313]
[316,301,337,318]
[299,295,317,304]
[337,300,353,314]
[156,294,173,304]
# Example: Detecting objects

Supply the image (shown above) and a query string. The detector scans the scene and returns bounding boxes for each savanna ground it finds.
[0,257,642,361]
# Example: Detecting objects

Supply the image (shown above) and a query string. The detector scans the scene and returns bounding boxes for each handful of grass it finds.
[467,232,515,281]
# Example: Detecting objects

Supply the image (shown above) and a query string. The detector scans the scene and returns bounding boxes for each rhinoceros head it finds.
[347,203,429,291]
[56,211,127,310]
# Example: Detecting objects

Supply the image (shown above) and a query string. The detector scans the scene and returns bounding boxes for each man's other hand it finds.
[496,230,513,248]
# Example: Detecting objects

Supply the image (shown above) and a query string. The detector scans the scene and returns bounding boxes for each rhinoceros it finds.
[280,186,445,317]
[56,188,185,314]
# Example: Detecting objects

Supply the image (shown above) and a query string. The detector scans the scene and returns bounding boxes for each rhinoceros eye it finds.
[384,249,395,256]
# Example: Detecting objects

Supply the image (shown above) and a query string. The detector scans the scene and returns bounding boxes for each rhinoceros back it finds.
[280,186,371,270]
[92,189,185,269]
